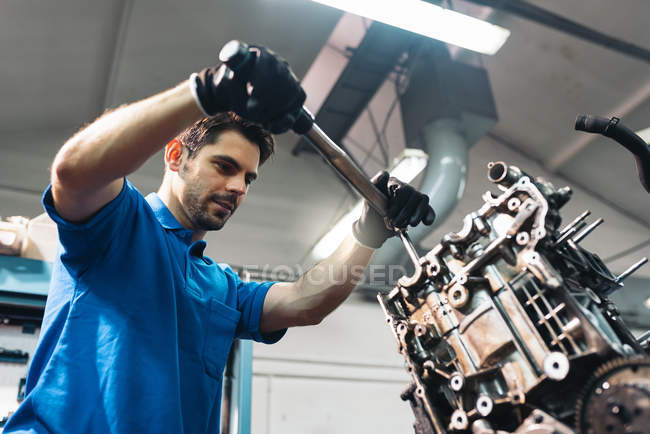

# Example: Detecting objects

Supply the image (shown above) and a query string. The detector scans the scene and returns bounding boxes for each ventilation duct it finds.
[369,43,498,278]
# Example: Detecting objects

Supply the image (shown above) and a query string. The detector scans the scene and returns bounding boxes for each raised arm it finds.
[51,43,306,222]
[51,82,202,222]
[260,172,436,333]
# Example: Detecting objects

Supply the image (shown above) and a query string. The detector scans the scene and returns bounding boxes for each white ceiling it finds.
[0,0,648,284]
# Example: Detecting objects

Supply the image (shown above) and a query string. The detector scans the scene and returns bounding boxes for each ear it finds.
[165,139,183,173]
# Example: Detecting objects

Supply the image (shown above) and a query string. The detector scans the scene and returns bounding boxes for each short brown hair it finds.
[176,112,275,165]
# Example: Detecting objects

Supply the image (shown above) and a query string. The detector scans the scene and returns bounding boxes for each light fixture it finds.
[311,149,428,260]
[311,0,510,55]
[644,296,650,311]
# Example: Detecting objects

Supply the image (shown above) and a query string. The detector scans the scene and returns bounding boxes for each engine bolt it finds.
[516,231,530,245]
[476,395,494,416]
[450,373,464,391]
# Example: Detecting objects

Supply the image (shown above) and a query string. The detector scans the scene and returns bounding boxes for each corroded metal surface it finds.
[381,162,649,433]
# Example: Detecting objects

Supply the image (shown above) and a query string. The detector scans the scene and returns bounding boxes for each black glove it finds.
[190,45,306,134]
[352,171,436,249]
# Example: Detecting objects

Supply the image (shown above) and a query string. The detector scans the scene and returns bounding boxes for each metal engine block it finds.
[379,161,649,433]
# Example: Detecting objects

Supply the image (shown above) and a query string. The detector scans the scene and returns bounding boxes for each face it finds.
[176,130,260,231]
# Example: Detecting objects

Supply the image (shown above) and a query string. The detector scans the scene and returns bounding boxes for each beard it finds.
[180,175,237,232]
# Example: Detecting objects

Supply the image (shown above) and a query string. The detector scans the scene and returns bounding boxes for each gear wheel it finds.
[575,356,650,434]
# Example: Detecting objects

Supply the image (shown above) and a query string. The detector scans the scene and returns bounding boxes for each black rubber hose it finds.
[575,114,650,193]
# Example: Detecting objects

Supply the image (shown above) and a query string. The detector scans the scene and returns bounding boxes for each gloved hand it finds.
[352,171,436,249]
[190,44,306,134]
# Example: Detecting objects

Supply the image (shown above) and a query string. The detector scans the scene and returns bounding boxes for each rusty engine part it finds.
[378,161,649,433]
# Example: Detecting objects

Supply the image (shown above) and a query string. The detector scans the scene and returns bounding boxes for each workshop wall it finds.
[0,326,39,424]
[252,297,413,434]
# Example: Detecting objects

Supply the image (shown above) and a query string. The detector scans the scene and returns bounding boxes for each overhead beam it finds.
[292,21,415,161]
[465,0,650,64]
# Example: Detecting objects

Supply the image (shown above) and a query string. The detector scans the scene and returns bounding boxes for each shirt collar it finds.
[145,192,195,244]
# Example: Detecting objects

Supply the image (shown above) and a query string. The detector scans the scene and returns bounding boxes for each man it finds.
[5,44,434,433]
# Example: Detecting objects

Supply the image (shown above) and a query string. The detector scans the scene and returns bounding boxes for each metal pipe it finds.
[559,210,591,235]
[572,217,604,243]
[615,257,648,283]
[372,118,471,269]
[555,226,578,246]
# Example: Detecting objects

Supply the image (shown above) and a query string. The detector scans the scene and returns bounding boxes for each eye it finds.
[214,161,235,174]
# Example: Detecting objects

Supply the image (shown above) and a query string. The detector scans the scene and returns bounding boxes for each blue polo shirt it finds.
[5,179,284,433]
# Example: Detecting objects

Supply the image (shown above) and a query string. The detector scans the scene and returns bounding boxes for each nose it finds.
[226,174,247,197]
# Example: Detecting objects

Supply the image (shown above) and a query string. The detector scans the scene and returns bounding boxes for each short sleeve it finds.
[220,266,286,344]
[42,178,141,274]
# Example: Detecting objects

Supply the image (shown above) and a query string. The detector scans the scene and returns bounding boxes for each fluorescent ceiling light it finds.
[636,126,650,144]
[311,203,364,261]
[311,149,428,260]
[311,0,510,55]
[389,149,429,182]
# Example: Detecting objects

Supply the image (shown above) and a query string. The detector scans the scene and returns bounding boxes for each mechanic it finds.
[4,44,435,433]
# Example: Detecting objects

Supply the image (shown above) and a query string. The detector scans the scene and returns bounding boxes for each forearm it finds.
[292,234,374,324]
[53,80,202,192]
[261,234,374,333]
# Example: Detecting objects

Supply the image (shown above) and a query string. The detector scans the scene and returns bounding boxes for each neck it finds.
[157,176,206,242]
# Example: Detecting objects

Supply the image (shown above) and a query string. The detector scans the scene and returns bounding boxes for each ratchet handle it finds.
[221,40,422,267]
